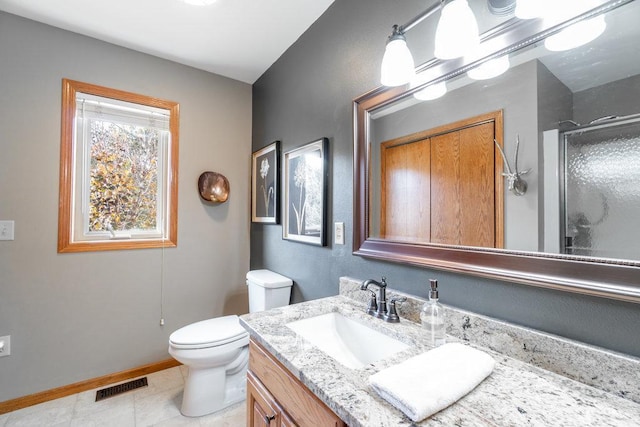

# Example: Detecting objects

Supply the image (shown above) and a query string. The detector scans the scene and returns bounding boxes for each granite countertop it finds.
[240,288,640,426]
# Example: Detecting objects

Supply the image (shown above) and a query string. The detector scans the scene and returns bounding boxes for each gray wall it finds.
[251,0,640,358]
[536,61,574,251]
[0,12,252,402]
[573,73,640,124]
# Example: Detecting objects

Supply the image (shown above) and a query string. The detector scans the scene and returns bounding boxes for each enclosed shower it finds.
[544,114,640,262]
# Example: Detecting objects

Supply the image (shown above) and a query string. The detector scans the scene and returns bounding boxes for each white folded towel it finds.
[369,342,495,422]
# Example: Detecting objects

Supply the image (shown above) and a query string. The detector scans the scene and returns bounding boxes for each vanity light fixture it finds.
[411,70,447,101]
[414,81,448,101]
[467,55,510,80]
[464,35,511,81]
[487,0,516,16]
[516,0,607,52]
[434,0,480,60]
[380,0,480,87]
[381,26,416,87]
[543,0,606,52]
[544,14,606,52]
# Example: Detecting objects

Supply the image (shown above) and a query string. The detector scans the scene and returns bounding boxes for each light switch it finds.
[334,222,345,245]
[0,221,14,241]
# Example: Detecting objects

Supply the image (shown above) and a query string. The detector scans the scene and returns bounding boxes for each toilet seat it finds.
[169,315,249,350]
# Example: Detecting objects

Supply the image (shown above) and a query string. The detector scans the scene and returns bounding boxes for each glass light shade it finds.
[467,55,510,80]
[410,71,447,101]
[515,0,550,19]
[381,37,415,87]
[434,0,480,60]
[544,15,606,52]
[414,81,447,101]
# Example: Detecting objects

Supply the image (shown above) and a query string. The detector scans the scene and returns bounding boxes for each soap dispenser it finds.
[420,279,446,347]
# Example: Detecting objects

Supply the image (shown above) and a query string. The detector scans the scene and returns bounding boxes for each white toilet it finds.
[168,269,293,417]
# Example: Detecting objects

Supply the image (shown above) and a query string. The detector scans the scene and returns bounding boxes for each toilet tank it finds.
[246,269,293,313]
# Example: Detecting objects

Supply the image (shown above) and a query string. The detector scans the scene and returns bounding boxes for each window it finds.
[58,79,179,252]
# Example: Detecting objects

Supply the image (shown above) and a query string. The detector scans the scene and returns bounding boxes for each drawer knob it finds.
[264,414,276,425]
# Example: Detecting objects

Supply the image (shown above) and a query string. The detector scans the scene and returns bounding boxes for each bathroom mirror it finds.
[354,0,640,303]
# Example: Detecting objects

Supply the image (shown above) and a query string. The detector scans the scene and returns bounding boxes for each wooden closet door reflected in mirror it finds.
[380,111,504,248]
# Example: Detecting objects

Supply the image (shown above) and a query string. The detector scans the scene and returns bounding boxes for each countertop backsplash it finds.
[340,276,640,405]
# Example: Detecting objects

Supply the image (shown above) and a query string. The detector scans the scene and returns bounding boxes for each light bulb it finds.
[411,71,447,101]
[467,55,510,80]
[541,0,606,52]
[381,36,415,87]
[544,15,606,52]
[414,82,447,101]
[434,0,480,60]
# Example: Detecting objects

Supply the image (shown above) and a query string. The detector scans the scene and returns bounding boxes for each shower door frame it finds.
[559,113,640,258]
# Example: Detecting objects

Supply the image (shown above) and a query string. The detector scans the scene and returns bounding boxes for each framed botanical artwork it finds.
[252,141,280,223]
[283,138,329,246]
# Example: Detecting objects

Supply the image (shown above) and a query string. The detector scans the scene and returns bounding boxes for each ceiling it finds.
[2,0,635,90]
[0,0,335,84]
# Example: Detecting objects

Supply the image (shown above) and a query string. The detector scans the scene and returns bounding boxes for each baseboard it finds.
[0,358,181,415]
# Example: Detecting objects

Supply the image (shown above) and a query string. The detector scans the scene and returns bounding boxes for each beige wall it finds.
[0,11,252,402]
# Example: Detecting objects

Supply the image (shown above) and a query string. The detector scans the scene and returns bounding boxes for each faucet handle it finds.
[383,296,407,323]
[365,290,378,316]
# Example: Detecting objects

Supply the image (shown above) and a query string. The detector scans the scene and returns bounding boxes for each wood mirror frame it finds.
[353,0,640,304]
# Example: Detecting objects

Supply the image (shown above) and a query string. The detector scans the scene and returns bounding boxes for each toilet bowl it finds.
[168,269,293,417]
[169,315,250,417]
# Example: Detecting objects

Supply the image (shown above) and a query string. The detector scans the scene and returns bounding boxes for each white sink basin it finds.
[286,312,411,369]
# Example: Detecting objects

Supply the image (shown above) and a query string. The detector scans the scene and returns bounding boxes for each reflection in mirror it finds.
[354,0,640,303]
[557,119,640,260]
[373,110,504,248]
[367,0,640,262]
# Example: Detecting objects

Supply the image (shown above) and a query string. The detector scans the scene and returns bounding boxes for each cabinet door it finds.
[249,340,346,427]
[247,372,286,427]
[380,137,431,242]
[431,121,495,247]
[279,410,297,427]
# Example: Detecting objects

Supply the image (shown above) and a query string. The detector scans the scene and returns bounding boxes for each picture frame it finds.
[283,137,329,246]
[251,141,280,223]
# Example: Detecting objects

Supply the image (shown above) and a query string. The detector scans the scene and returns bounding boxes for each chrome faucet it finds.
[361,277,388,319]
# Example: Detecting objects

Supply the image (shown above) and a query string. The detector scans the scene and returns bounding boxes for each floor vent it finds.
[95,377,148,402]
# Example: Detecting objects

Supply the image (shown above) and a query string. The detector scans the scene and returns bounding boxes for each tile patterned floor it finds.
[0,366,246,426]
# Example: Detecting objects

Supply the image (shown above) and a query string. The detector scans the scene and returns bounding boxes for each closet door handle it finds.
[264,414,276,425]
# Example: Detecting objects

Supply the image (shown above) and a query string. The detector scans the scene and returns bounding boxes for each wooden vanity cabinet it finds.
[247,339,347,427]
[248,372,295,427]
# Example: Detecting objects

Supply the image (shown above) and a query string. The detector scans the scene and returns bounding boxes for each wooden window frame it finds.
[58,79,179,253]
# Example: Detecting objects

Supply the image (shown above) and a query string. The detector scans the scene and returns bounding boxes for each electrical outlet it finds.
[334,222,345,245]
[0,221,15,241]
[0,335,10,357]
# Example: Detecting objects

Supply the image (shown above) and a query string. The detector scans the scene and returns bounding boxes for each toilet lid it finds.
[169,315,249,349]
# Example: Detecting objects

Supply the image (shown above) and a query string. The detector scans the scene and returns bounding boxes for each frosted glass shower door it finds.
[564,121,640,261]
